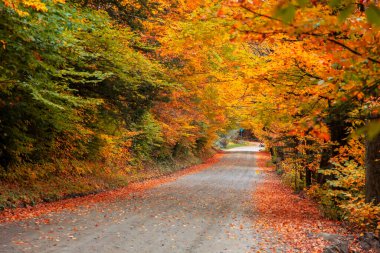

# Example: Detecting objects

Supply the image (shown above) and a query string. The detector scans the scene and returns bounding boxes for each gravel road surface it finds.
[0,146,283,253]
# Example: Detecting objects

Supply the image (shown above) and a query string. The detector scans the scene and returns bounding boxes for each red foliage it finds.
[252,151,355,252]
[255,151,273,172]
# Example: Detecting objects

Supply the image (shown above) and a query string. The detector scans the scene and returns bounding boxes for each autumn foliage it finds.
[0,0,379,234]
[252,151,369,252]
[207,0,380,231]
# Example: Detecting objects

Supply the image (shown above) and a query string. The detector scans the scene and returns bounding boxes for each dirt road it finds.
[0,146,286,253]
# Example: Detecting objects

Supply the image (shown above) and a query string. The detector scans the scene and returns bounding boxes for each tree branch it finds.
[234,3,380,65]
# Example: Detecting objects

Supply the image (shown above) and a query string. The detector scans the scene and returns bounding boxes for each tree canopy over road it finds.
[0,0,379,232]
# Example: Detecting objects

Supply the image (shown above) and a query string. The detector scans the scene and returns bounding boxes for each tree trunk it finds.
[305,168,312,187]
[318,111,351,184]
[318,147,333,184]
[365,132,380,204]
[269,147,275,162]
[277,147,285,161]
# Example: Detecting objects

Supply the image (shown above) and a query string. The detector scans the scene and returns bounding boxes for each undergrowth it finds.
[0,153,208,212]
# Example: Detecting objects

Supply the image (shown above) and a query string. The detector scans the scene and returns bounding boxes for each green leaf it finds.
[368,121,380,140]
[297,0,308,8]
[338,5,354,22]
[366,4,380,26]
[328,0,342,8]
[275,5,296,24]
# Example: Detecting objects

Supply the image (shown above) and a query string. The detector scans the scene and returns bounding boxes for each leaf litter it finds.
[252,151,367,252]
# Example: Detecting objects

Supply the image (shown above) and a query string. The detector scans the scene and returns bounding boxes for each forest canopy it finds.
[0,0,379,230]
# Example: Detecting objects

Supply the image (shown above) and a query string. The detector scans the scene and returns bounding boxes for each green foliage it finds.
[274,4,296,24]
[366,4,380,26]
[0,0,176,173]
[307,185,344,220]
[338,4,355,22]
[0,1,96,168]
[131,112,164,162]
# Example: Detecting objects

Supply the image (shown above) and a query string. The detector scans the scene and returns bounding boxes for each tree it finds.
[222,0,380,205]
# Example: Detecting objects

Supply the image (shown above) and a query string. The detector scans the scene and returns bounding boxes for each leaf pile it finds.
[252,151,361,252]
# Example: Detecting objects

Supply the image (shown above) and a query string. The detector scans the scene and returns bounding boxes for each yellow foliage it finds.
[1,0,65,15]
[99,132,136,170]
[340,199,380,229]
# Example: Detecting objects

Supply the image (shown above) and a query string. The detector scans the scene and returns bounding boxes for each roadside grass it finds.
[0,154,209,212]
[224,141,248,149]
